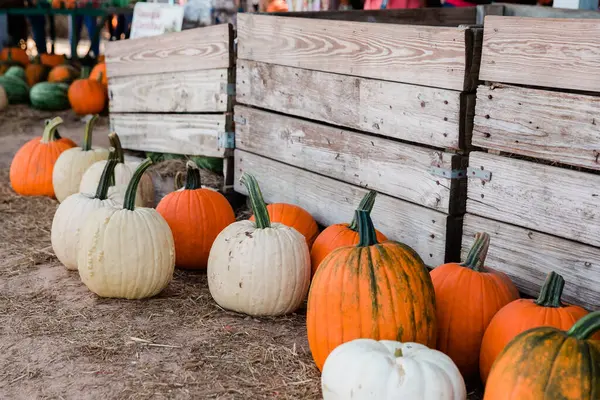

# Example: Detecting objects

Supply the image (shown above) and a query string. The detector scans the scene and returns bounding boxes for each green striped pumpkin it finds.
[4,66,26,82]
[30,82,70,111]
[0,75,29,104]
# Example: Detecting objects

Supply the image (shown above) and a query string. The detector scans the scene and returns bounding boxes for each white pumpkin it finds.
[321,339,467,400]
[77,159,175,299]
[0,86,8,111]
[207,173,310,316]
[51,158,121,270]
[53,114,109,203]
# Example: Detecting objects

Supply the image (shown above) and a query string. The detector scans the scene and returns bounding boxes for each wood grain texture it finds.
[467,152,600,248]
[480,16,600,91]
[235,106,466,214]
[234,150,453,266]
[236,60,469,150]
[473,84,600,170]
[110,113,230,158]
[462,214,600,311]
[105,24,233,78]
[109,69,230,113]
[237,14,478,91]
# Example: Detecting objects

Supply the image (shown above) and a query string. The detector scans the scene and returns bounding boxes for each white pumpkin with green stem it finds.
[52,114,109,202]
[51,155,121,270]
[321,339,466,400]
[77,159,175,299]
[207,172,311,316]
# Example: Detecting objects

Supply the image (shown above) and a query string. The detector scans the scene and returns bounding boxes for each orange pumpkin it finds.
[483,311,600,400]
[1,47,29,66]
[68,67,107,115]
[479,271,591,383]
[48,63,79,83]
[430,232,520,381]
[250,203,319,248]
[90,62,107,87]
[97,55,105,63]
[307,209,437,371]
[10,117,76,197]
[25,57,51,86]
[310,190,387,277]
[156,161,235,269]
[40,53,66,68]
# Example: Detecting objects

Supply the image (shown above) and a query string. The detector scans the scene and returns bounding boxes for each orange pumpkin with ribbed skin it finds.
[68,67,107,115]
[40,53,65,68]
[307,210,437,371]
[484,311,600,400]
[479,271,591,384]
[250,203,319,248]
[430,232,519,381]
[10,117,76,197]
[156,161,235,269]
[90,62,107,87]
[1,47,28,66]
[310,190,387,277]
[25,57,50,86]
[48,63,79,83]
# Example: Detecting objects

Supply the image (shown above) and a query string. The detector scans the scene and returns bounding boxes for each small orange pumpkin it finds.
[10,117,76,197]
[250,203,319,248]
[25,56,51,86]
[1,47,29,66]
[97,55,105,63]
[48,63,79,83]
[68,67,107,115]
[90,62,107,87]
[40,53,66,68]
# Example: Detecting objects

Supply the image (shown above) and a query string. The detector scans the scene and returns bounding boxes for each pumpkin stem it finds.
[567,311,600,340]
[534,271,565,308]
[175,171,184,190]
[356,209,379,247]
[80,66,91,79]
[240,172,271,229]
[348,191,377,231]
[184,161,202,190]
[461,232,490,272]
[108,132,125,163]
[82,114,98,151]
[95,156,118,200]
[97,71,104,83]
[41,117,64,143]
[123,158,153,211]
[394,348,403,358]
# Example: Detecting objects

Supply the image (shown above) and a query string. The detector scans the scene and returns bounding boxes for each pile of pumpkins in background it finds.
[0,46,107,114]
[8,114,600,399]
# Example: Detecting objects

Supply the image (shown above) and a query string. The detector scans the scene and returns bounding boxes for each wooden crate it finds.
[464,16,600,310]
[105,24,235,192]
[234,13,481,266]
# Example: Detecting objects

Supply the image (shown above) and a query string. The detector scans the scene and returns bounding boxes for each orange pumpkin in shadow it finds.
[1,47,29,66]
[25,57,51,86]
[68,67,107,115]
[250,203,319,248]
[48,63,79,83]
[40,53,66,68]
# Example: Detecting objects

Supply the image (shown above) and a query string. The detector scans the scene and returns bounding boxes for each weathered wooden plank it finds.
[109,69,230,113]
[234,150,454,266]
[462,214,600,311]
[110,113,230,158]
[236,60,469,150]
[467,152,600,248]
[237,14,479,91]
[235,106,466,214]
[480,16,600,91]
[105,24,233,78]
[473,84,600,170]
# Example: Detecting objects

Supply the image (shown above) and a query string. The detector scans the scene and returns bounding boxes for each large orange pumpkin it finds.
[310,190,387,277]
[430,232,520,381]
[68,67,107,115]
[250,203,319,248]
[10,117,76,197]
[479,271,590,383]
[156,161,235,269]
[40,53,66,68]
[483,311,600,400]
[1,47,29,66]
[25,57,51,86]
[48,63,79,83]
[306,209,437,371]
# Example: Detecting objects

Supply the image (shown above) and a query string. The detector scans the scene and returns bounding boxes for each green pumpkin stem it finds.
[348,191,377,231]
[184,161,202,190]
[123,158,153,211]
[461,232,490,272]
[534,271,565,308]
[567,311,600,340]
[240,172,270,229]
[41,117,64,143]
[95,156,118,200]
[80,66,91,79]
[356,209,379,247]
[82,114,98,151]
[108,132,125,163]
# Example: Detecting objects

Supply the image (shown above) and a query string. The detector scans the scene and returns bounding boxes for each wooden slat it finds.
[105,24,233,78]
[236,60,470,150]
[235,106,466,214]
[109,69,230,113]
[467,152,600,248]
[110,114,230,158]
[480,16,600,91]
[473,84,600,171]
[234,150,455,266]
[462,214,600,311]
[237,14,479,91]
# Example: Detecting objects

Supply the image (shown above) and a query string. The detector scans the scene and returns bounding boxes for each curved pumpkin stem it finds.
[82,114,99,151]
[240,172,270,229]
[567,311,600,340]
[534,271,565,308]
[123,158,153,211]
[461,232,490,272]
[41,117,64,143]
[108,132,125,164]
[184,161,202,190]
[95,156,118,200]
[348,190,377,232]
[356,209,379,247]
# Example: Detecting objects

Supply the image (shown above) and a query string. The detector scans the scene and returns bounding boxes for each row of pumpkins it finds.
[0,47,107,115]
[9,116,600,399]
